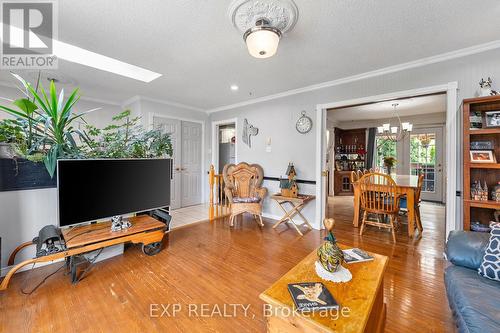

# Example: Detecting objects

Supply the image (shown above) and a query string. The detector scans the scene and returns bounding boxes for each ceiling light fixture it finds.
[228,0,298,59]
[377,103,413,143]
[230,84,239,91]
[243,19,281,58]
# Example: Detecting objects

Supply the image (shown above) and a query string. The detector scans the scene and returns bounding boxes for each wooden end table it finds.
[271,194,316,236]
[260,244,388,333]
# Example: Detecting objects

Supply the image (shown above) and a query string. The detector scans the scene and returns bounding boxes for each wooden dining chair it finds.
[359,173,401,243]
[350,171,358,184]
[400,173,424,233]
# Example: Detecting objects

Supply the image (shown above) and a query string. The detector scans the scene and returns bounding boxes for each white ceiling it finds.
[328,94,446,122]
[1,0,500,111]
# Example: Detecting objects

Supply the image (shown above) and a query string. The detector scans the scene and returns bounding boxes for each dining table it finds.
[352,174,420,237]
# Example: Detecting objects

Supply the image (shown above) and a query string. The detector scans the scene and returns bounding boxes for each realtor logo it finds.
[1,0,57,69]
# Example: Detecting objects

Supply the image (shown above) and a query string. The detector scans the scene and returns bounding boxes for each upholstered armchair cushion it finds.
[232,196,261,204]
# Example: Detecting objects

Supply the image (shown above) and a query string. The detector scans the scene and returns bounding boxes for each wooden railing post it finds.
[208,164,231,221]
[209,164,215,207]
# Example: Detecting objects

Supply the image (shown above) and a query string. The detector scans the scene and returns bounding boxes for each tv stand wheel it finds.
[142,242,162,256]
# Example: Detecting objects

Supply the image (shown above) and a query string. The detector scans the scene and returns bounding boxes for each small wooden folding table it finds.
[271,194,315,236]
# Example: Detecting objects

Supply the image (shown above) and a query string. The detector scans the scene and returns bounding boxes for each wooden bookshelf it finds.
[463,95,500,231]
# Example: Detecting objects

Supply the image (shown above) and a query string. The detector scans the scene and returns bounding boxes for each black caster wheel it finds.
[142,242,162,256]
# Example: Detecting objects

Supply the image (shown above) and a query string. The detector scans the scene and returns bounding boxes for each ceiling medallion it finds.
[228,0,299,58]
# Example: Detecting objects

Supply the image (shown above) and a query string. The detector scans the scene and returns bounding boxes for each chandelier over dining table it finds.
[377,103,413,142]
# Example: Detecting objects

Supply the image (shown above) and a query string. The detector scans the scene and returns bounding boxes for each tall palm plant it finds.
[0,73,84,177]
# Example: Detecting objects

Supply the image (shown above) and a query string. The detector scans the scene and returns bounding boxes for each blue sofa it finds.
[445,231,500,333]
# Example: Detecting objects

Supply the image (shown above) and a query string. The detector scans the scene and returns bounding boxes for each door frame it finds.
[147,112,206,205]
[316,82,459,236]
[211,118,238,173]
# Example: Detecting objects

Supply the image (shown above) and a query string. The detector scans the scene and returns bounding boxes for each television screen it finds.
[57,159,171,227]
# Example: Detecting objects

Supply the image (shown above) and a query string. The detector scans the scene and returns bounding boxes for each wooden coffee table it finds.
[260,244,388,333]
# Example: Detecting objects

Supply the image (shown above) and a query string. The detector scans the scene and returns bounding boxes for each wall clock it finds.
[296,111,313,134]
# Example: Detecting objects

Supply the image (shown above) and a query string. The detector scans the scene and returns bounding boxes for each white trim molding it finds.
[207,40,500,113]
[316,82,460,236]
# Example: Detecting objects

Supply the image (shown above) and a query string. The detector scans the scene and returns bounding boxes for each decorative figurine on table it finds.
[279,162,299,198]
[315,218,352,283]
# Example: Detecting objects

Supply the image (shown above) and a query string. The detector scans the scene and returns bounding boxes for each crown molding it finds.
[206,39,500,113]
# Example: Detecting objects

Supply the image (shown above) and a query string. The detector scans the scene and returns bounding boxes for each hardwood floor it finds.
[0,199,455,332]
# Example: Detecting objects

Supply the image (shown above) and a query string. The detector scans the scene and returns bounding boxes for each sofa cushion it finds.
[478,223,500,281]
[446,231,490,270]
[445,265,500,333]
[232,196,261,204]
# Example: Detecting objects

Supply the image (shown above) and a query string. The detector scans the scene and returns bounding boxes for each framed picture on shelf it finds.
[484,111,500,127]
[470,150,496,163]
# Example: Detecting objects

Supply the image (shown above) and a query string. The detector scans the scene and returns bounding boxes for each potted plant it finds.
[383,156,397,175]
[0,73,173,191]
[0,74,84,190]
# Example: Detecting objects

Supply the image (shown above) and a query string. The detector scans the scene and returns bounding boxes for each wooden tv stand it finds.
[0,215,166,291]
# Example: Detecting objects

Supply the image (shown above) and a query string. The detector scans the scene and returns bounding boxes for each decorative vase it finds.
[317,218,345,272]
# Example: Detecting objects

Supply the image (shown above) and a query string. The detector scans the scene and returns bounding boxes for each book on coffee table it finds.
[287,282,339,312]
[342,248,374,264]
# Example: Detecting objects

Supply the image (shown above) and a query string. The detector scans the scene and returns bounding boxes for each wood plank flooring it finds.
[0,197,455,332]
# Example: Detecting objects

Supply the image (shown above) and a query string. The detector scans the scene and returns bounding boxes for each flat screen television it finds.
[57,159,171,227]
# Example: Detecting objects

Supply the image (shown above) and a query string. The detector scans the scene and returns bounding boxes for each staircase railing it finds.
[209,164,231,220]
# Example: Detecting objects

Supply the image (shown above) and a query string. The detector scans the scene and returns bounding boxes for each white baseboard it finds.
[1,244,124,278]
[262,213,281,221]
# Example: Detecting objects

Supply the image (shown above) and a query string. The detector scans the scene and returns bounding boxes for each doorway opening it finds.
[212,118,238,174]
[316,82,461,234]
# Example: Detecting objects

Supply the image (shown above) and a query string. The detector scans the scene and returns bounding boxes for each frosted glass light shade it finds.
[245,29,280,58]
[391,127,398,134]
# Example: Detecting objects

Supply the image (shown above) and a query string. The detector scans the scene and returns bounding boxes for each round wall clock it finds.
[296,111,313,134]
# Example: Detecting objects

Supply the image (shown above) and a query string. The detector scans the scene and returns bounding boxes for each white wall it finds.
[208,47,500,229]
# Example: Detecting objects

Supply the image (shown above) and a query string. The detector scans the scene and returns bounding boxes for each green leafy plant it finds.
[0,74,84,177]
[81,110,173,159]
[383,156,397,168]
[0,119,24,144]
[0,74,173,180]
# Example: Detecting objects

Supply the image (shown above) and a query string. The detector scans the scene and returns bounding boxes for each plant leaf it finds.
[12,98,38,116]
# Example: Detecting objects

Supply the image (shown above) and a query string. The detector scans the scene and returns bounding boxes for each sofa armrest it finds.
[445,230,490,270]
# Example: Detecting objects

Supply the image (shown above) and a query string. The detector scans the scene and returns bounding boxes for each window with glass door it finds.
[375,137,397,173]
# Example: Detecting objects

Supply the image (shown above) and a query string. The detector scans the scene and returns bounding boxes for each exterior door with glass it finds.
[407,127,444,202]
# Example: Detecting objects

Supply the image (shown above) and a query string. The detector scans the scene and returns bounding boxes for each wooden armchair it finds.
[222,162,267,227]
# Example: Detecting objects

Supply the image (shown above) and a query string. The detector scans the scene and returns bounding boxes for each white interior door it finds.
[181,121,202,207]
[153,116,181,209]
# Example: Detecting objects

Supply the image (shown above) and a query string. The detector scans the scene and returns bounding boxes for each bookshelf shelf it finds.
[463,95,500,231]
[470,163,500,169]
[468,128,500,135]
[464,200,500,209]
